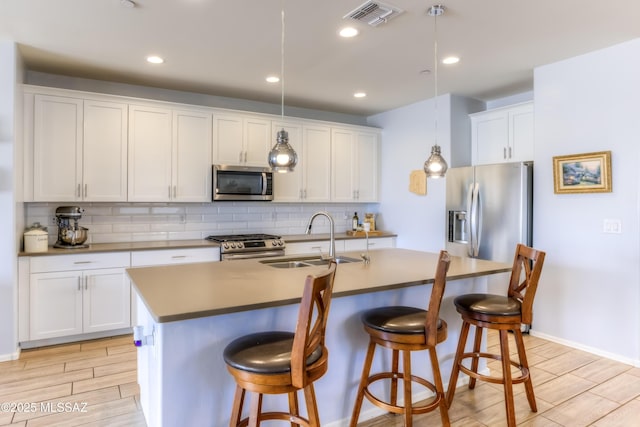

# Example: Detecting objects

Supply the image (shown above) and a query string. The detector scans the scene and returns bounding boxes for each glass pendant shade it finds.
[424,144,448,178]
[269,129,298,173]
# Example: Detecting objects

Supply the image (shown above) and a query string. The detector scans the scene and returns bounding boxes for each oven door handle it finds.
[222,250,285,261]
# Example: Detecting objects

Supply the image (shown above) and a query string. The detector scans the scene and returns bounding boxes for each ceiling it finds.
[1,0,639,116]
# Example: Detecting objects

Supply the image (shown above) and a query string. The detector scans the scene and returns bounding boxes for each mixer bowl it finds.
[60,226,88,245]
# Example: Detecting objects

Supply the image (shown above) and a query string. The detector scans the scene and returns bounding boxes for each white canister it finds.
[24,223,49,253]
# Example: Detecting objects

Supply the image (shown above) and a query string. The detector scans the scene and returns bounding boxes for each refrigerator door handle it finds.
[466,183,475,257]
[473,182,481,257]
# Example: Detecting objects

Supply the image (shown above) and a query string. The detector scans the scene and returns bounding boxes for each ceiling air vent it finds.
[343,1,404,27]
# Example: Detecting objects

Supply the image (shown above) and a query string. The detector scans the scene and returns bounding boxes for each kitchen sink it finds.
[260,255,362,269]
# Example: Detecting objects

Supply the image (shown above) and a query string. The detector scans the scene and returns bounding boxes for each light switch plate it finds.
[603,219,622,234]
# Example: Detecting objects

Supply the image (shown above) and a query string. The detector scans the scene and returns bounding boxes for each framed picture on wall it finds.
[553,151,612,194]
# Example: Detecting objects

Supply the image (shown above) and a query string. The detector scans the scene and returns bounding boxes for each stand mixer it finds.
[54,206,89,249]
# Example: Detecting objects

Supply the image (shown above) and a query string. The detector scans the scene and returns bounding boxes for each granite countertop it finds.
[18,232,397,257]
[126,248,511,323]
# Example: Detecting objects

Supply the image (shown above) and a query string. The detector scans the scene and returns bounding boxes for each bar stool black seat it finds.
[350,250,451,427]
[223,261,337,427]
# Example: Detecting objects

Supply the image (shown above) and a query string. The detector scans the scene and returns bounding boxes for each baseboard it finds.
[0,347,21,362]
[529,330,640,368]
[19,328,132,350]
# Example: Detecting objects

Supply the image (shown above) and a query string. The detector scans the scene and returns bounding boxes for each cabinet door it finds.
[83,100,128,201]
[344,237,395,251]
[30,271,83,340]
[302,125,331,202]
[509,104,534,162]
[355,132,379,202]
[128,105,173,201]
[33,95,83,201]
[331,128,356,202]
[472,112,508,165]
[83,268,131,333]
[244,117,271,166]
[173,110,212,202]
[272,121,303,202]
[213,114,244,164]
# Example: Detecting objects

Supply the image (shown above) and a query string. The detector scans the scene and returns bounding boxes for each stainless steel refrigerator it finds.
[445,162,533,266]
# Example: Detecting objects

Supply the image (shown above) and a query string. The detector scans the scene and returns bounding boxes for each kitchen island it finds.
[127,248,510,427]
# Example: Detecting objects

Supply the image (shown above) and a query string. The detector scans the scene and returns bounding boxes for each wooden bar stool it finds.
[223,261,337,427]
[350,250,451,427]
[446,243,545,427]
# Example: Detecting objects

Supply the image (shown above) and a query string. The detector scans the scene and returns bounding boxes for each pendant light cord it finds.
[433,9,438,147]
[280,4,285,119]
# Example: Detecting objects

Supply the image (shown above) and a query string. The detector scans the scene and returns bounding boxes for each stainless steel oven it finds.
[205,234,285,260]
[212,165,273,201]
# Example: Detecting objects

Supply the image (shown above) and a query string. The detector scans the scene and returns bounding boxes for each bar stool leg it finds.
[499,330,516,427]
[429,347,450,427]
[391,349,400,408]
[402,350,413,427]
[468,326,483,389]
[350,340,376,427]
[248,392,263,427]
[446,320,470,407]
[288,391,299,427]
[229,386,245,427]
[514,328,537,412]
[304,384,320,427]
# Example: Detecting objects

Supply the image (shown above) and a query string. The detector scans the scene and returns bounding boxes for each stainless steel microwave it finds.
[212,165,274,201]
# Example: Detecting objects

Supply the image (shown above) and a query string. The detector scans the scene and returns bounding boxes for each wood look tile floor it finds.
[1,331,639,426]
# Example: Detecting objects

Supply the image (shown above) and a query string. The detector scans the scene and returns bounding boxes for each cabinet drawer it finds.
[31,252,130,273]
[131,247,219,267]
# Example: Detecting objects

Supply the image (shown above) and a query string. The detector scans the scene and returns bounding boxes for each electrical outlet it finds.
[603,219,622,234]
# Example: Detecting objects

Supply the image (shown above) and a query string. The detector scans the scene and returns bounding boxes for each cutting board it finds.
[346,230,384,237]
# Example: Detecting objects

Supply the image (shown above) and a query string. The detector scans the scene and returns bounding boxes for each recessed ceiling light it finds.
[339,27,359,38]
[442,56,460,65]
[146,56,164,64]
[354,92,367,98]
[120,0,136,8]
[266,76,280,83]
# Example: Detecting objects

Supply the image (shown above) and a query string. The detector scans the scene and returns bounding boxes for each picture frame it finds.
[553,151,612,194]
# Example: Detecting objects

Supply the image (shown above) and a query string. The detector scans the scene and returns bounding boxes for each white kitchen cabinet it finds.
[29,252,131,341]
[130,247,220,267]
[274,123,331,202]
[471,102,533,165]
[272,120,303,202]
[343,236,396,251]
[32,95,128,202]
[128,105,212,202]
[331,128,379,202]
[285,240,346,257]
[213,113,271,167]
[300,124,332,202]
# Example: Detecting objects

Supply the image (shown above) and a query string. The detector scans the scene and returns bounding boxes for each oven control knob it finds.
[223,243,229,249]
[278,240,284,246]
[270,240,277,247]
[237,242,244,248]
[230,242,237,249]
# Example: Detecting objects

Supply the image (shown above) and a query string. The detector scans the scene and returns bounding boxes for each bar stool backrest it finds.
[508,243,546,325]
[425,250,451,347]
[291,260,337,388]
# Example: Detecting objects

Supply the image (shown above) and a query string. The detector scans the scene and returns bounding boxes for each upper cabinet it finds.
[128,105,212,202]
[24,86,381,204]
[213,113,271,167]
[32,94,128,202]
[331,128,379,202]
[471,101,533,165]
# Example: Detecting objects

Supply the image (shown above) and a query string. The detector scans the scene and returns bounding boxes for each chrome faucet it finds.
[305,211,335,260]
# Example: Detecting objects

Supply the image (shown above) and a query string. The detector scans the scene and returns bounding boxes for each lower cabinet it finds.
[27,252,131,341]
[30,268,130,340]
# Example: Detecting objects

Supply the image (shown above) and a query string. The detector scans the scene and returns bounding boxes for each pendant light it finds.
[268,6,298,173]
[423,4,448,179]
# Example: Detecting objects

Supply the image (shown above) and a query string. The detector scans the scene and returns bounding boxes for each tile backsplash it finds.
[25,202,379,245]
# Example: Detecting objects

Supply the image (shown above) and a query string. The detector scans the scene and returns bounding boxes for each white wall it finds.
[0,41,21,359]
[533,38,640,364]
[367,94,482,251]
